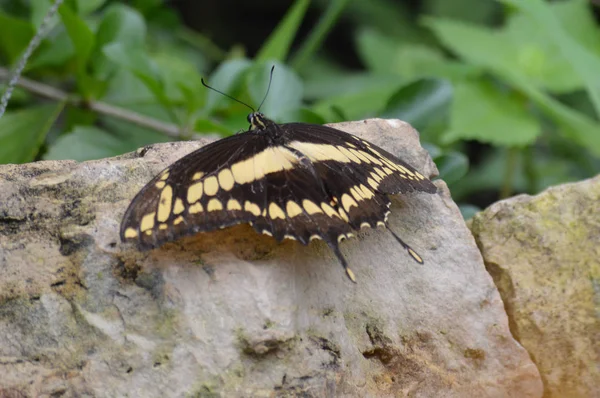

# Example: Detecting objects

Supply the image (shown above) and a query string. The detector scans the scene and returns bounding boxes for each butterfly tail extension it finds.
[326,241,357,283]
[386,225,424,264]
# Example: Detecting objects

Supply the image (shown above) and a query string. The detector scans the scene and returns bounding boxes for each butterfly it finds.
[120,68,437,282]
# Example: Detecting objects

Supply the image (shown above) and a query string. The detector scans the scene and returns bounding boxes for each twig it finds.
[0,67,187,139]
[0,0,64,119]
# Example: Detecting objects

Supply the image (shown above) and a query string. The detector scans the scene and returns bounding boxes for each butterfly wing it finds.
[120,129,354,250]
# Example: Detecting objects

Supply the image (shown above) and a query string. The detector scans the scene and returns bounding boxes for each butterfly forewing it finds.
[280,123,437,196]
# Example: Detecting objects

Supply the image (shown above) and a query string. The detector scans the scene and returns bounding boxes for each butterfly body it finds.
[120,114,436,282]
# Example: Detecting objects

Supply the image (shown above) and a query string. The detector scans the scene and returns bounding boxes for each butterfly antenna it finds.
[257,65,275,112]
[386,225,424,264]
[201,78,255,112]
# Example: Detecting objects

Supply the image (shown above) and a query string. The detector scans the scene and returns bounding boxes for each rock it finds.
[470,176,600,398]
[0,119,542,397]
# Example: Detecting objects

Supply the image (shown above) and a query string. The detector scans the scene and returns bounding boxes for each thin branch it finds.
[0,0,64,119]
[0,67,187,139]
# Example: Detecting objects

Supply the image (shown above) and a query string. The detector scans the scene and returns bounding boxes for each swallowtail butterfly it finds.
[120,69,437,282]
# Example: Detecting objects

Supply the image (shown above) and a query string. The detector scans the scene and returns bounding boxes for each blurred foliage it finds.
[1,0,599,217]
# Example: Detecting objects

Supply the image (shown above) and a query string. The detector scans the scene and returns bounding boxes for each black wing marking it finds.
[281,123,437,195]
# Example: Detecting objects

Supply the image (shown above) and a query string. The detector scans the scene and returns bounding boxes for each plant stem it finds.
[500,146,519,199]
[0,67,187,139]
[0,0,64,119]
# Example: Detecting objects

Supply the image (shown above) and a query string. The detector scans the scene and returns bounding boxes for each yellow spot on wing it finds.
[203,176,219,196]
[350,186,363,202]
[227,199,242,211]
[160,171,169,180]
[189,202,203,213]
[286,201,303,217]
[367,178,379,190]
[338,146,361,163]
[244,201,261,216]
[338,208,349,222]
[359,184,374,199]
[173,198,185,215]
[288,141,350,163]
[157,185,173,222]
[350,149,370,163]
[155,181,166,189]
[159,224,168,230]
[218,169,235,191]
[341,194,358,212]
[187,182,203,204]
[231,147,298,185]
[415,171,425,180]
[371,171,383,183]
[321,203,340,219]
[362,151,383,165]
[124,228,138,238]
[269,203,286,219]
[173,216,184,225]
[140,212,155,232]
[207,199,223,211]
[303,200,323,215]
[192,172,204,180]
[375,168,386,178]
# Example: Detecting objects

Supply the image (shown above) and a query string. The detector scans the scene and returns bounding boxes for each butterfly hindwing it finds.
[120,133,272,249]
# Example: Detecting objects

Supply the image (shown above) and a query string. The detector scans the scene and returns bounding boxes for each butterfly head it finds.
[248,112,270,131]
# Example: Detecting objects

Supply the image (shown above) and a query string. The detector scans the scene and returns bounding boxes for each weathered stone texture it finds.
[470,175,600,398]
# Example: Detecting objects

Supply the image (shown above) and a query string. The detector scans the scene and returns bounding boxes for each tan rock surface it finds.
[470,175,600,398]
[0,119,542,397]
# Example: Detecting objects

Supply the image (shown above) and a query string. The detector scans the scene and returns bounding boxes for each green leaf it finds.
[43,126,126,161]
[382,78,453,131]
[426,15,600,155]
[500,0,600,117]
[194,119,235,136]
[103,42,168,106]
[312,80,404,121]
[291,0,351,70]
[0,104,64,164]
[30,0,57,29]
[247,62,303,121]
[59,3,94,64]
[255,0,309,62]
[204,59,252,113]
[75,0,108,15]
[92,4,146,79]
[355,29,400,73]
[443,80,540,146]
[0,12,35,64]
[27,30,75,70]
[435,151,469,185]
[304,73,401,101]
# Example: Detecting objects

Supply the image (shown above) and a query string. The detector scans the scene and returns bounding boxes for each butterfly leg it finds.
[326,241,357,283]
[386,225,424,264]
